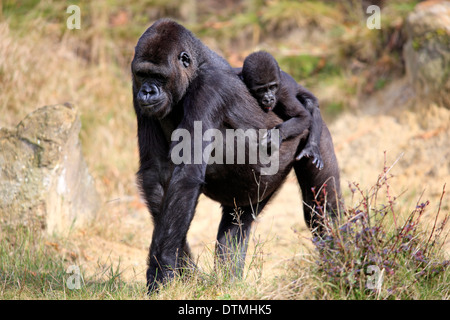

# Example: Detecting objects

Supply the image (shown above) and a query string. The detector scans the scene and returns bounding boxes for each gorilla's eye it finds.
[135,71,147,79]
[179,52,191,68]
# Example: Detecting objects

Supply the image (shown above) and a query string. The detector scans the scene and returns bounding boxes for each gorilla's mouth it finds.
[139,99,162,112]
[140,100,160,108]
[140,101,169,118]
[262,103,275,112]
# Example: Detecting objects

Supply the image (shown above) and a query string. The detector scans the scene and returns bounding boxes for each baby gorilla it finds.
[239,51,324,169]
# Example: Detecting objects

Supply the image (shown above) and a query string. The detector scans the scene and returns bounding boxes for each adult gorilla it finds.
[131,19,342,293]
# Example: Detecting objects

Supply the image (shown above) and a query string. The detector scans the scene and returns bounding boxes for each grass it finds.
[0,222,264,300]
[280,156,450,300]
[0,224,147,299]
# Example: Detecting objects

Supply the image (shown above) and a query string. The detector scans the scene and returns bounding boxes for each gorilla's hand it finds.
[260,127,282,156]
[260,127,283,146]
[296,142,323,170]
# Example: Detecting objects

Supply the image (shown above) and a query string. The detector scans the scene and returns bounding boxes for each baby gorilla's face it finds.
[250,82,279,112]
[241,51,281,112]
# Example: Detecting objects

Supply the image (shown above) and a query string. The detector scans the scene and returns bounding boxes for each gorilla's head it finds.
[242,51,281,112]
[132,19,200,118]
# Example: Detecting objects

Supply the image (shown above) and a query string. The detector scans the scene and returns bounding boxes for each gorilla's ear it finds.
[179,52,191,68]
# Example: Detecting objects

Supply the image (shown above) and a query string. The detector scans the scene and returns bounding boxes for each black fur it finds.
[131,19,342,294]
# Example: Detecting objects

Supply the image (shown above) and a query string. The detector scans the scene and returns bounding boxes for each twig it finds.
[424,183,446,256]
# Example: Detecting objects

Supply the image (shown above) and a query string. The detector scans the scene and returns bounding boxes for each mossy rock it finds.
[403,1,450,108]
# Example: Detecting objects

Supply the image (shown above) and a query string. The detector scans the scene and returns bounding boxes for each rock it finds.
[0,104,99,234]
[403,0,450,108]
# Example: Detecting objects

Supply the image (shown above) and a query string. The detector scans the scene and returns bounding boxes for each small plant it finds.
[310,154,449,299]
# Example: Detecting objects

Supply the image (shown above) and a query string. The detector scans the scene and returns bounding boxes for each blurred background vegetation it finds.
[1,0,419,114]
[0,0,420,200]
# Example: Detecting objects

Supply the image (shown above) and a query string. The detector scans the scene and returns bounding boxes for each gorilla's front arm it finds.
[146,162,205,290]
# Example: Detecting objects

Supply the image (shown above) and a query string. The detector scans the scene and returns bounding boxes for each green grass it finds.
[0,224,265,300]
[0,225,146,299]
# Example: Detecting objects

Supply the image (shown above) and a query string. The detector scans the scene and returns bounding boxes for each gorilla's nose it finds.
[138,83,160,106]
[262,97,274,106]
[142,84,159,95]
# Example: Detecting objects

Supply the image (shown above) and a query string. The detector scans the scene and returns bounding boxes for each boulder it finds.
[403,0,450,108]
[0,104,99,234]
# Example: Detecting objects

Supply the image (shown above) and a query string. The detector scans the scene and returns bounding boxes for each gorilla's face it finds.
[132,20,195,119]
[133,68,170,118]
[250,82,279,112]
[242,51,281,113]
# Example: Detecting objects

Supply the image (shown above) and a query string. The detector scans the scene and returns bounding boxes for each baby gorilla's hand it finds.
[260,127,282,156]
[296,143,324,170]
